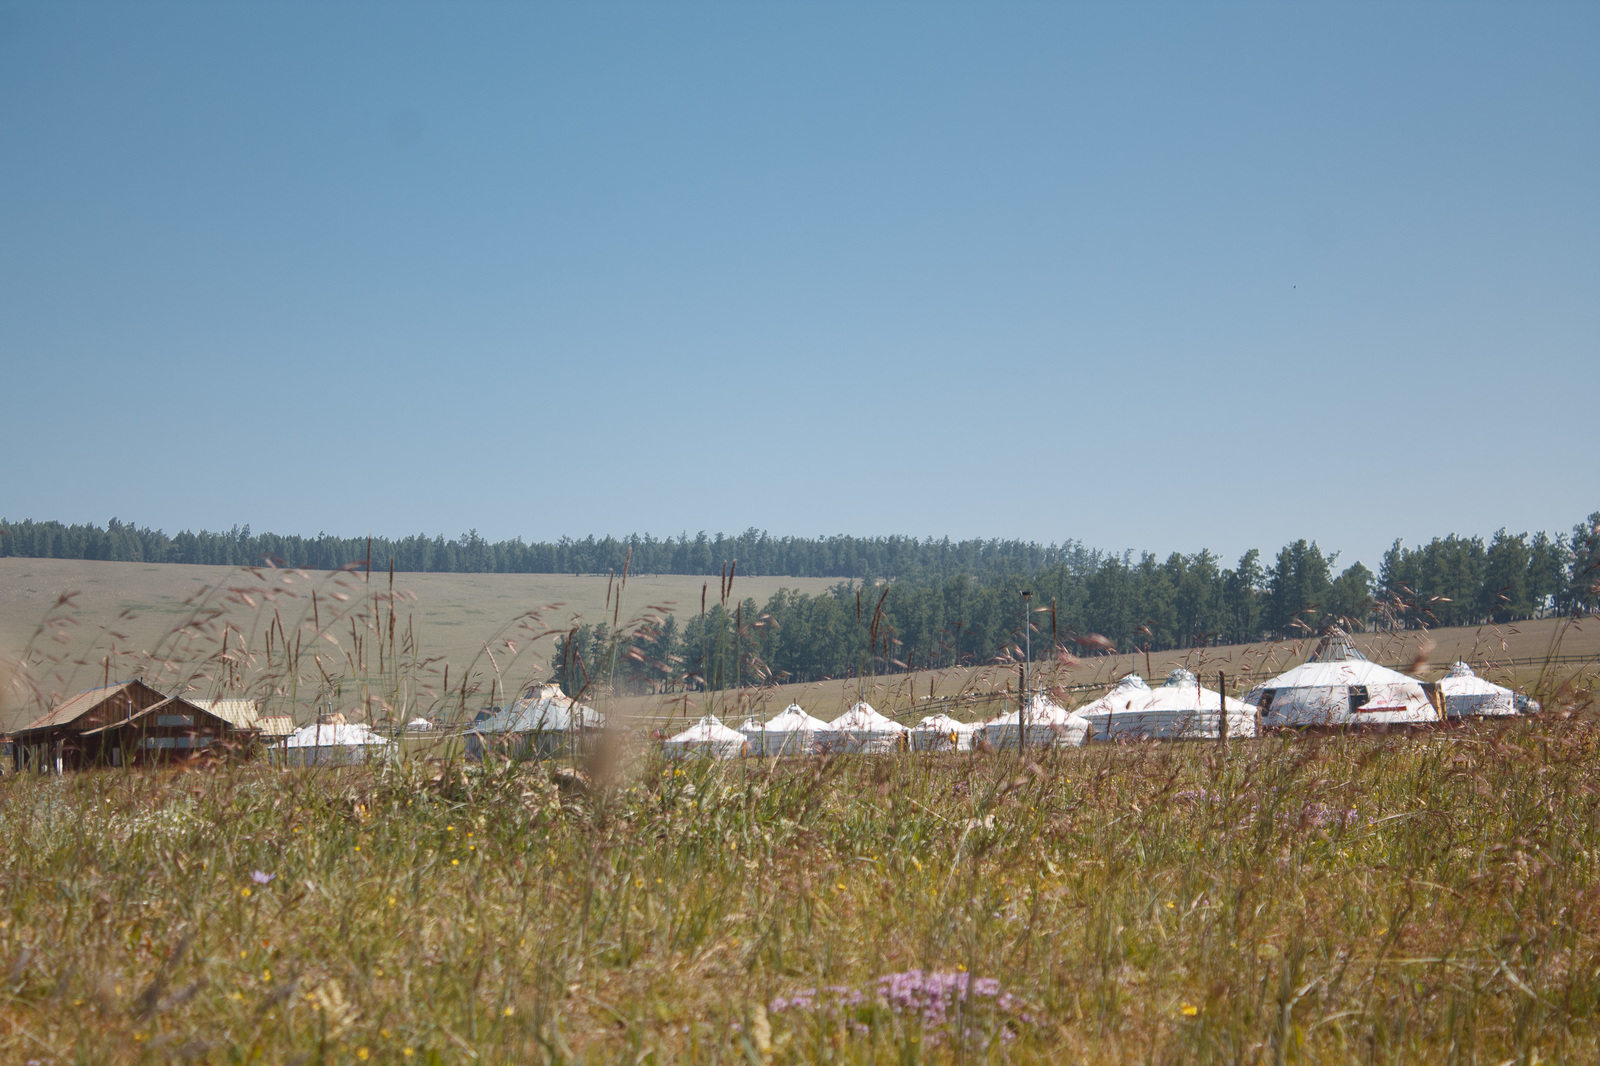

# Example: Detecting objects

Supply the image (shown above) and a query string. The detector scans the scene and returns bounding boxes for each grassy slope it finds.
[0,559,839,730]
[3,723,1599,1063]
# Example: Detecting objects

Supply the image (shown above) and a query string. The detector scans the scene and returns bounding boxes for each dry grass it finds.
[2,561,1598,1062]
[0,559,838,731]
[4,722,1600,1063]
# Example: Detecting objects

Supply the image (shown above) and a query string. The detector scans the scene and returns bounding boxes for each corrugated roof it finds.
[255,715,298,738]
[189,698,261,730]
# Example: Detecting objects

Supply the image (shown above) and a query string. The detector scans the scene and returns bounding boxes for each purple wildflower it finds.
[251,870,275,884]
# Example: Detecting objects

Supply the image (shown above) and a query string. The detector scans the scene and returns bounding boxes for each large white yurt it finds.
[908,713,978,752]
[1438,662,1520,718]
[1082,669,1257,741]
[467,683,604,759]
[1246,630,1441,728]
[743,704,831,756]
[282,719,394,767]
[819,702,906,753]
[662,715,749,759]
[1075,674,1154,741]
[978,693,1090,749]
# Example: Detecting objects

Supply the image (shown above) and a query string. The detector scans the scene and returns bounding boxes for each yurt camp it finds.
[1438,661,1523,718]
[282,717,394,767]
[977,693,1089,749]
[468,682,603,759]
[662,715,748,759]
[742,703,831,756]
[1080,669,1256,741]
[1245,629,1442,728]
[818,702,906,753]
[908,713,977,752]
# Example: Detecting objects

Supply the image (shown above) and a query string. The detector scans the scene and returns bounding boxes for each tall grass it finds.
[4,719,1600,1062]
[3,565,1598,1062]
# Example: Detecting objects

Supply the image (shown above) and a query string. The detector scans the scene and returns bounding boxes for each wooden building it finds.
[8,679,249,772]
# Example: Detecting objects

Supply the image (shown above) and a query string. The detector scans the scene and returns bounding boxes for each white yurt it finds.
[818,702,906,753]
[1075,674,1154,741]
[282,719,394,766]
[743,704,831,756]
[1245,630,1441,728]
[1438,662,1520,718]
[1082,669,1257,741]
[978,693,1090,749]
[467,682,604,759]
[908,713,978,752]
[662,714,749,759]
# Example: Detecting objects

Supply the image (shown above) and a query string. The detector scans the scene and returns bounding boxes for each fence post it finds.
[1218,671,1228,747]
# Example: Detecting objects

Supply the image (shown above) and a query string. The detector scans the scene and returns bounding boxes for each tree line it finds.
[548,513,1600,698]
[0,519,1097,581]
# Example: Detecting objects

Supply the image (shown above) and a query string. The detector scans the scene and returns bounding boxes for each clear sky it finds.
[1,2,1595,571]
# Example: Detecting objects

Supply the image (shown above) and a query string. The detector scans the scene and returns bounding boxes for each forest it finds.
[549,517,1599,696]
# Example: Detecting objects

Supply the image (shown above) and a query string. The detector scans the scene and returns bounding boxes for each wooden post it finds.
[1218,671,1228,746]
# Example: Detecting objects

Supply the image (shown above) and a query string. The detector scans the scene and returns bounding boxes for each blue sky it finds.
[1,2,1595,571]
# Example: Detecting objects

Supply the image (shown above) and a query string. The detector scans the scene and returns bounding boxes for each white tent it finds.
[1246,630,1441,728]
[742,704,830,756]
[977,693,1089,749]
[818,702,906,753]
[662,715,748,759]
[1438,662,1520,718]
[282,720,394,766]
[1075,674,1154,742]
[467,683,604,759]
[908,713,978,752]
[1082,669,1257,741]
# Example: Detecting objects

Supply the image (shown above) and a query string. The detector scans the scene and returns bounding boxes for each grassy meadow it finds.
[5,721,1600,1063]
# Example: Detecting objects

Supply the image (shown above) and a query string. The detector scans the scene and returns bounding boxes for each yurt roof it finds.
[284,721,391,748]
[759,704,831,730]
[912,713,975,732]
[667,715,746,744]
[1141,669,1243,712]
[1308,628,1366,663]
[1438,662,1514,698]
[987,693,1082,726]
[1253,655,1421,693]
[1077,675,1155,717]
[829,702,905,732]
[474,691,602,734]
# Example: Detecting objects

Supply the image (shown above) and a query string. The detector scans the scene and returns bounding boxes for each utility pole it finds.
[1021,589,1032,749]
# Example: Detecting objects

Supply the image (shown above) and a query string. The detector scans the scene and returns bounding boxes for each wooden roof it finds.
[14,679,170,737]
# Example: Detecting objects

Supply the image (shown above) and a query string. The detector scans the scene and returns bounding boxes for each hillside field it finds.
[0,559,839,730]
[1,557,1595,733]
